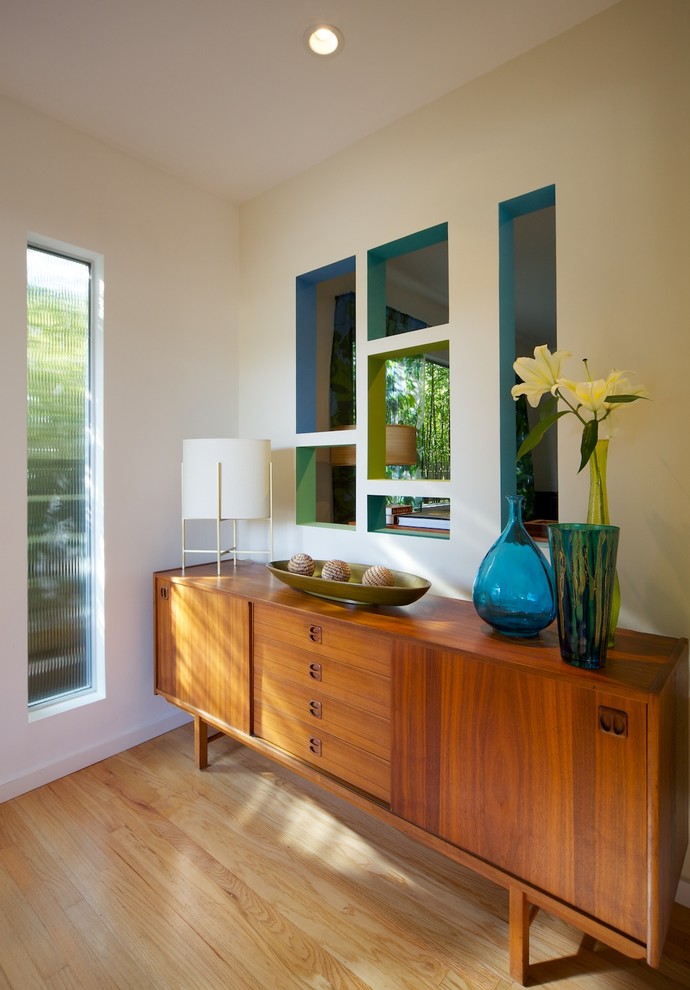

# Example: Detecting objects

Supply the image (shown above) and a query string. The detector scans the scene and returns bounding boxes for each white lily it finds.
[511,344,572,407]
[604,374,649,406]
[513,348,648,471]
[556,370,628,416]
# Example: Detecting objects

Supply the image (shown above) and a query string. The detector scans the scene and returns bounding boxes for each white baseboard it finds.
[676,876,690,908]
[0,709,191,804]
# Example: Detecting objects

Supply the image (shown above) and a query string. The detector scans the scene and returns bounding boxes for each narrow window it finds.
[27,244,99,708]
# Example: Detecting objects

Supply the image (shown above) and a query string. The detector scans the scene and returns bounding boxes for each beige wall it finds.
[0,93,239,800]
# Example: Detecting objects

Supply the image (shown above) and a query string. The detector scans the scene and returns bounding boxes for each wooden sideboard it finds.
[153,561,688,984]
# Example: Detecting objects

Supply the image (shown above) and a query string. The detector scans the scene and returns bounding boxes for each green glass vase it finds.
[586,439,620,647]
[548,523,620,668]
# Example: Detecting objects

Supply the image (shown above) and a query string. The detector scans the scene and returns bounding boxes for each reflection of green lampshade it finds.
[330,444,357,466]
[330,425,356,467]
[331,425,417,467]
[385,425,417,466]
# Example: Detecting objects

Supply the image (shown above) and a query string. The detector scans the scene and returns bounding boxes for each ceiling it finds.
[0,0,619,204]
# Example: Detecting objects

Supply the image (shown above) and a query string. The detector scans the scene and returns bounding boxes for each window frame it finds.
[27,234,105,720]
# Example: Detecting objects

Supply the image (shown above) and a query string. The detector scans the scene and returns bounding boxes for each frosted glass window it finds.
[27,246,94,706]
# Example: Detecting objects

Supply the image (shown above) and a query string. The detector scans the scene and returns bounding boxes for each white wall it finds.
[238,0,690,884]
[239,0,689,631]
[0,93,239,801]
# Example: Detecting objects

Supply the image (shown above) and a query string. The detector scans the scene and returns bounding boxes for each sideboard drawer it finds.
[254,639,389,719]
[253,601,391,798]
[255,667,390,760]
[254,703,390,803]
[253,601,391,676]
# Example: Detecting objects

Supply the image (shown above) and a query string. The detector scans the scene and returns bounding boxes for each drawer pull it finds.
[160,586,169,600]
[309,699,323,719]
[598,706,628,738]
[309,625,322,644]
[309,736,322,757]
[309,662,323,681]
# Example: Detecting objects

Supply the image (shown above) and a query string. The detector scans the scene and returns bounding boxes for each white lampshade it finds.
[182,438,271,520]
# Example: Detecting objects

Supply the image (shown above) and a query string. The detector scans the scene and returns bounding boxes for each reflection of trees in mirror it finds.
[329,291,357,523]
[329,291,356,427]
[386,355,450,480]
[331,465,356,525]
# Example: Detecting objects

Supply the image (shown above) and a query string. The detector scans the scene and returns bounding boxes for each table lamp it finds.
[181,438,272,573]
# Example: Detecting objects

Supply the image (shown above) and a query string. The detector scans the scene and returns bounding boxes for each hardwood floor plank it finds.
[0,860,64,987]
[120,737,507,988]
[49,754,376,988]
[0,841,123,989]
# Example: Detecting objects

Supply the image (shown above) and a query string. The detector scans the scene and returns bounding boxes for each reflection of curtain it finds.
[385,306,427,336]
[330,292,356,524]
[515,390,535,519]
[330,292,356,427]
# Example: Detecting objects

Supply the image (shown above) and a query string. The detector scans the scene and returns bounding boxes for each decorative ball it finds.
[287,553,315,576]
[362,565,395,587]
[321,559,352,582]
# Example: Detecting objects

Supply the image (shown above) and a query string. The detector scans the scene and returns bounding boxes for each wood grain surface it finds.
[1,724,689,989]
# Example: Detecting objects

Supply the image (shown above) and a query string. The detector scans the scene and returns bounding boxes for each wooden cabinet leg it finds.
[194,715,209,770]
[509,886,530,985]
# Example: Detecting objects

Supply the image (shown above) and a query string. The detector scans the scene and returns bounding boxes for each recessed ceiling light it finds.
[306,25,343,56]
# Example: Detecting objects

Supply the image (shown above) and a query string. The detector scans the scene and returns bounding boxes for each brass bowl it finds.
[267,560,431,606]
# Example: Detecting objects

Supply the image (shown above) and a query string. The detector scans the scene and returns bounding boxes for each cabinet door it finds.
[391,644,648,941]
[154,578,250,734]
[154,578,176,698]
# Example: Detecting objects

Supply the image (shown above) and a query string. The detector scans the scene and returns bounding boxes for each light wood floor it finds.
[1,725,689,989]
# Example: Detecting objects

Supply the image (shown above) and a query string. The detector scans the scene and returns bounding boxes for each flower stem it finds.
[589,444,608,523]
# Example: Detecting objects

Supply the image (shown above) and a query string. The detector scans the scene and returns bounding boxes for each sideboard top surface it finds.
[155,561,687,698]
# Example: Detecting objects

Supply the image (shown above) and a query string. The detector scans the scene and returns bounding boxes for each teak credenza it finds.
[153,562,688,984]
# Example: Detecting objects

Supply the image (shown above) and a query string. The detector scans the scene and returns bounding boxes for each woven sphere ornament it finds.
[287,553,315,576]
[321,559,351,582]
[362,565,395,587]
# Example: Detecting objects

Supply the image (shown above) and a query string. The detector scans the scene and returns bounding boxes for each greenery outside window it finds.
[27,242,103,710]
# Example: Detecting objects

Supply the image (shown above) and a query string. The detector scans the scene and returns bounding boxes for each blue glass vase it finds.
[473,495,556,637]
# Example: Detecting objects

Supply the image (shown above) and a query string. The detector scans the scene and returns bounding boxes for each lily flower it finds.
[511,344,572,407]
[513,347,648,471]
[556,370,628,416]
[604,374,649,407]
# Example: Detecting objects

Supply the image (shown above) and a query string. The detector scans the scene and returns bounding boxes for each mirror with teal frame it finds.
[296,256,356,435]
[296,225,451,534]
[368,223,449,341]
[296,257,357,527]
[499,185,557,536]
